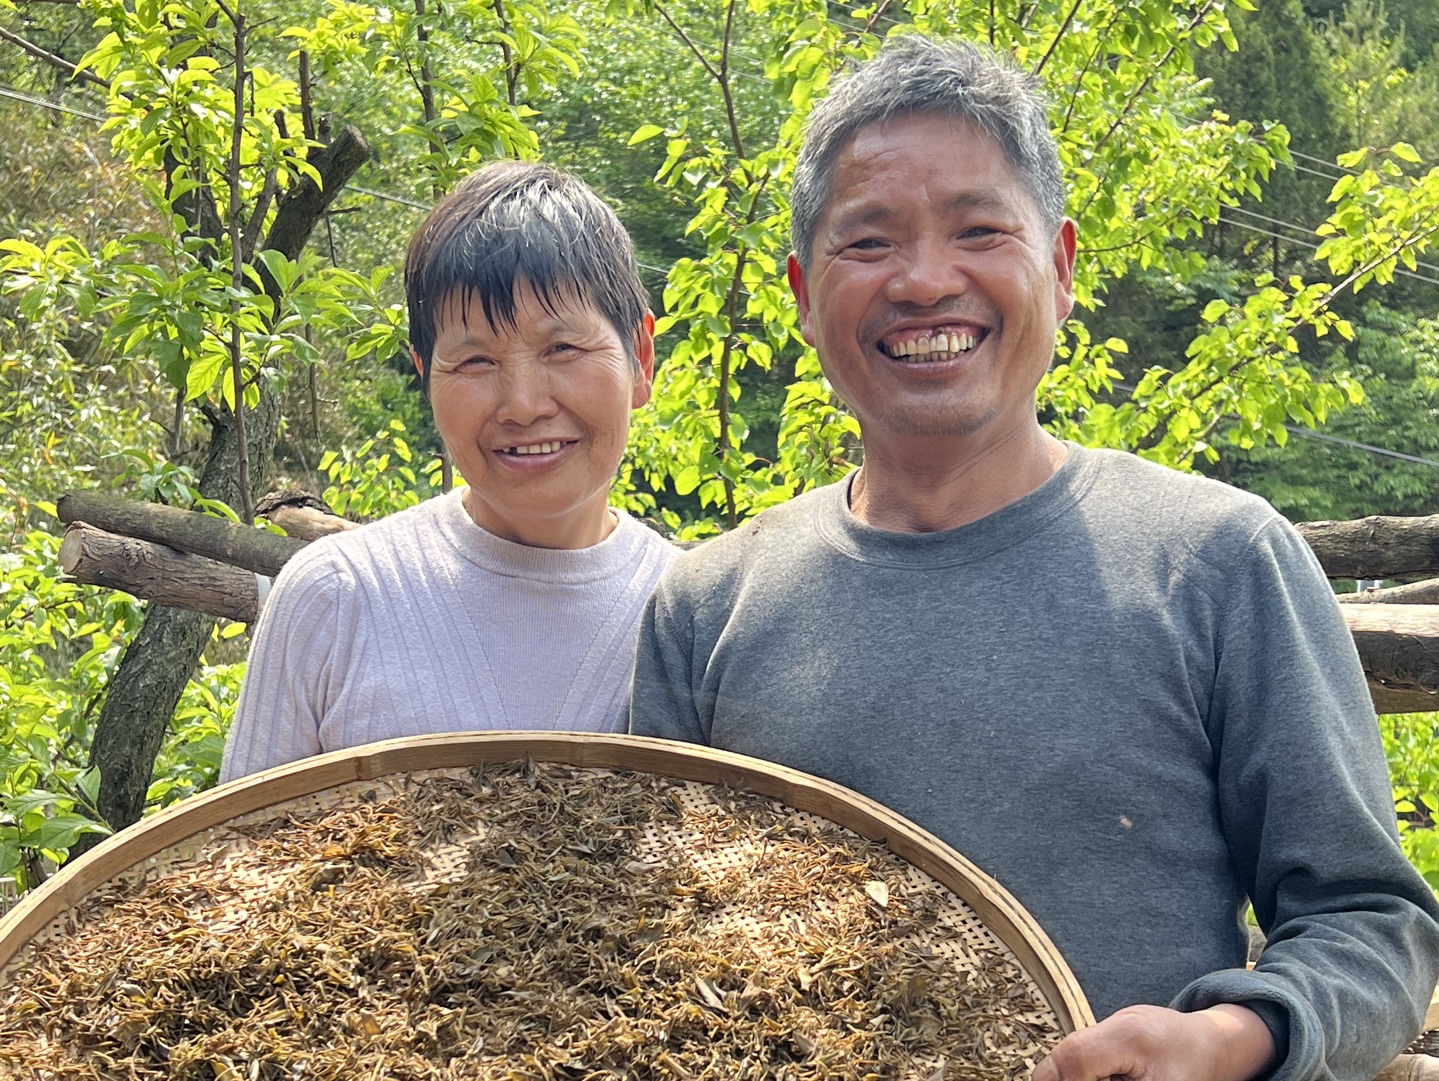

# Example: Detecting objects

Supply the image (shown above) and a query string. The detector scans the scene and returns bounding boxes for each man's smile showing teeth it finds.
[501,440,569,456]
[881,328,983,362]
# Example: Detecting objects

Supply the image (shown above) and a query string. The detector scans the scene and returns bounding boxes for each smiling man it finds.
[629,35,1439,1081]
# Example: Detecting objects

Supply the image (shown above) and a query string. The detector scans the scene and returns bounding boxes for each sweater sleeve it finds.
[628,579,711,745]
[218,550,349,783]
[1171,517,1439,1081]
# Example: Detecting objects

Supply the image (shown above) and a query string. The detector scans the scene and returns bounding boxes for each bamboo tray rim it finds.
[0,731,1094,1033]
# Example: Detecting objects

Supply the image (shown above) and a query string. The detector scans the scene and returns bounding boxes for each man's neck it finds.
[849,427,1068,533]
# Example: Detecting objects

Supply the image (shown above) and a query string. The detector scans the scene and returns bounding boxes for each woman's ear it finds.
[410,346,425,376]
[631,311,656,409]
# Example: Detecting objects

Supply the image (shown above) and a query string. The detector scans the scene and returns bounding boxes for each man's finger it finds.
[1032,1026,1140,1081]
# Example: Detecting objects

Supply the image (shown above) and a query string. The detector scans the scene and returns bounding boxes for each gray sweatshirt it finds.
[629,445,1439,1081]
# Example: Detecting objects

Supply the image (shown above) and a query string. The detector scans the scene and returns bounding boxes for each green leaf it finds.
[27,813,110,853]
[628,124,664,146]
[674,465,701,496]
[1201,299,1229,323]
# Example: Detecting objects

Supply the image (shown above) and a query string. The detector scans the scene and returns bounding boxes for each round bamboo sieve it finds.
[0,732,1093,1070]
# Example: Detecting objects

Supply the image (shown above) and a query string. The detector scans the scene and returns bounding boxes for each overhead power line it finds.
[1284,427,1439,469]
[1223,205,1439,280]
[1110,382,1439,469]
[1217,213,1439,289]
[3,23,1433,295]
[0,82,104,121]
[348,185,429,211]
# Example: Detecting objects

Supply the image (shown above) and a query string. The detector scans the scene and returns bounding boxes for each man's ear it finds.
[1052,219,1078,325]
[786,253,818,348]
[631,311,656,409]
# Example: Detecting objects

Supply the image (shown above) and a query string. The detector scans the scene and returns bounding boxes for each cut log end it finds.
[58,522,86,574]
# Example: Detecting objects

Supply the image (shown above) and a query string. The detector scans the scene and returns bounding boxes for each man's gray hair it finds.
[790,35,1066,270]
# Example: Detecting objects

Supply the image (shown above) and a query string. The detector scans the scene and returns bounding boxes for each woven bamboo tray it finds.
[0,733,1093,1076]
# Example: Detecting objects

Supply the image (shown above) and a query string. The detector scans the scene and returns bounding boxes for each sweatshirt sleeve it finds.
[628,578,711,746]
[1171,516,1439,1081]
[218,549,349,783]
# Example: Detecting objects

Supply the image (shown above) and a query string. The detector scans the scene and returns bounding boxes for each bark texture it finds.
[77,392,282,853]
[1296,515,1439,580]
[1338,578,1439,606]
[1343,604,1439,715]
[60,522,261,624]
[74,127,371,850]
[57,491,304,577]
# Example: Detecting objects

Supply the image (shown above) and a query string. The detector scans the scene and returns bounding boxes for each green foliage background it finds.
[2,0,1439,898]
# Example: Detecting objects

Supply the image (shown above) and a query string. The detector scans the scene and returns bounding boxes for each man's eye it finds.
[847,237,888,252]
[960,226,1000,239]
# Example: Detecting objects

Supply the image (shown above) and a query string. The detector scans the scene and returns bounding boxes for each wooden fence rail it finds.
[50,492,1439,714]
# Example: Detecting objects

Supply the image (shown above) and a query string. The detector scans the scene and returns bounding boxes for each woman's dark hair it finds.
[405,160,649,394]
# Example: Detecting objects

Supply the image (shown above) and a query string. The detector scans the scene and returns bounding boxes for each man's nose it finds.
[496,361,560,425]
[886,239,965,308]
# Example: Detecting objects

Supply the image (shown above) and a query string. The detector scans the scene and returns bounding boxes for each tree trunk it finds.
[1342,604,1439,715]
[76,392,281,853]
[1337,578,1439,606]
[74,125,371,851]
[57,491,305,577]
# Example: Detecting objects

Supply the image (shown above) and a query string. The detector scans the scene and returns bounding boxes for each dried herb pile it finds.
[0,762,1061,1080]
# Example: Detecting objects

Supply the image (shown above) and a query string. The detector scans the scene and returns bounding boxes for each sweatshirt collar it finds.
[814,443,1100,568]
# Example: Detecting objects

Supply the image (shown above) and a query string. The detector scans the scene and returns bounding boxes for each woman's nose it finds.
[496,361,560,425]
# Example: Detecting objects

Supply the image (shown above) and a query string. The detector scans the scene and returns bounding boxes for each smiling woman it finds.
[427,285,653,551]
[218,162,679,782]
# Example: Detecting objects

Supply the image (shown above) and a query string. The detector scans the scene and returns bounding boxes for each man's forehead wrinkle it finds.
[939,190,1026,217]
[824,189,1023,240]
[826,202,900,237]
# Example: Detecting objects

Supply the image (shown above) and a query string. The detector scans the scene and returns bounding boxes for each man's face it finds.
[788,112,1076,452]
[423,283,654,549]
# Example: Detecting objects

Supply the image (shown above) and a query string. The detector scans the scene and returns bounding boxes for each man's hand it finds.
[1032,1003,1277,1081]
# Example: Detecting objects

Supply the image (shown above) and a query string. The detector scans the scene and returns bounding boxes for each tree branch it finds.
[56,491,306,577]
[413,0,440,127]
[260,123,371,264]
[0,24,108,88]
[242,169,279,260]
[220,4,255,524]
[1032,0,1084,78]
[491,0,518,107]
[1087,0,1219,161]
[60,522,262,624]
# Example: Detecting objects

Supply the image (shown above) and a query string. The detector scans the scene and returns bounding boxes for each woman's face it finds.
[423,283,654,549]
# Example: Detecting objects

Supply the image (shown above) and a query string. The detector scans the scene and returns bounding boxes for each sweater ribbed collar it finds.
[433,489,664,584]
[814,442,1101,568]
